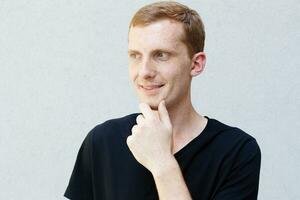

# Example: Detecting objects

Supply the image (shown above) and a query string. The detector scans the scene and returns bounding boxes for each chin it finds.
[138,97,160,110]
[145,101,160,110]
[149,104,159,110]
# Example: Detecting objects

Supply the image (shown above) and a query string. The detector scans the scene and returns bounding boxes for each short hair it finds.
[129,1,205,58]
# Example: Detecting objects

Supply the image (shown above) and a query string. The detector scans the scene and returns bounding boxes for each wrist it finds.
[151,156,179,178]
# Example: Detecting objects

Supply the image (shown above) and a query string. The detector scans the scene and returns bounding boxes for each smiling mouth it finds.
[138,84,165,94]
[140,84,164,89]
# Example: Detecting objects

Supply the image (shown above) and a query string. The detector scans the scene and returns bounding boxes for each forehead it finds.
[128,19,186,52]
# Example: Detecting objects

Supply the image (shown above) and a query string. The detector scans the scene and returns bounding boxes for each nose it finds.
[138,59,156,79]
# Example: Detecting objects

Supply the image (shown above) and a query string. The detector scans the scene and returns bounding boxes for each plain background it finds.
[0,0,299,199]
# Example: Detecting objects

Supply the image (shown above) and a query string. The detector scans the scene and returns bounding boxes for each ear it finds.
[190,52,206,77]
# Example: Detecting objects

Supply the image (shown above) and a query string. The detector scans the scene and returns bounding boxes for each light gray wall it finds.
[0,0,299,199]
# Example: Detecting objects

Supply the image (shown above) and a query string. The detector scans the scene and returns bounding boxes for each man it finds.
[64,1,261,200]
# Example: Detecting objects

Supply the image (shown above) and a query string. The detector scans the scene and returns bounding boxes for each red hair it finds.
[129,1,205,58]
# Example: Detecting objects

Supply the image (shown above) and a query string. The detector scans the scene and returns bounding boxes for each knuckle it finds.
[137,114,143,119]
[126,136,132,145]
[136,115,144,124]
[131,125,139,133]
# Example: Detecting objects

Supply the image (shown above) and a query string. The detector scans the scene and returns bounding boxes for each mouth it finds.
[138,84,165,94]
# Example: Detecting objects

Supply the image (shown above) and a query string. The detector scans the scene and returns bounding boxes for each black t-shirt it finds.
[64,113,261,200]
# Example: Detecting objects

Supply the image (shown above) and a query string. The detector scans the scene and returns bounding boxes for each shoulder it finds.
[86,113,139,141]
[205,117,261,178]
[208,117,260,157]
[207,118,261,199]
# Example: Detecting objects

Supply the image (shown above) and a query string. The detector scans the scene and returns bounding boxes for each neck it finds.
[168,98,202,137]
[154,85,206,139]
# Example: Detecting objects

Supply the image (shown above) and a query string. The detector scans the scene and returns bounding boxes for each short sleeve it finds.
[214,139,261,200]
[64,129,95,200]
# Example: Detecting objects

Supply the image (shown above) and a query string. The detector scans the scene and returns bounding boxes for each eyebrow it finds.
[127,50,140,54]
[127,48,176,55]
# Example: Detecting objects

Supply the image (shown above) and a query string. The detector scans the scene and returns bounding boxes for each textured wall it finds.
[0,0,299,199]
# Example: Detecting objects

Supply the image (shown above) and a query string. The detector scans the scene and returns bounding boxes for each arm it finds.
[126,101,193,200]
[151,156,192,200]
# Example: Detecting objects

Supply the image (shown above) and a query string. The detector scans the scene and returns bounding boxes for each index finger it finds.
[139,103,156,120]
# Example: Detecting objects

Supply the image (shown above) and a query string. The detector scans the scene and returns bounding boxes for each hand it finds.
[126,100,174,173]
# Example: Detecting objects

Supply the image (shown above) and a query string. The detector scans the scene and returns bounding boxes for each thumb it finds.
[158,100,171,127]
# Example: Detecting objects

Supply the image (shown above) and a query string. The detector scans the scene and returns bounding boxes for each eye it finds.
[129,53,141,60]
[156,51,169,61]
[129,53,136,59]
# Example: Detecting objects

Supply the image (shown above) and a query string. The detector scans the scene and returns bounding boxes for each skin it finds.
[127,19,208,199]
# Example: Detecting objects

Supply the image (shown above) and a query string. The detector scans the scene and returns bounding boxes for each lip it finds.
[138,84,165,95]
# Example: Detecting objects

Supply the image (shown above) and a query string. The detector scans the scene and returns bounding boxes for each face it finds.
[128,19,196,110]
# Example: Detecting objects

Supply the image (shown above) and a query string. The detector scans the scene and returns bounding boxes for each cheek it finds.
[169,67,190,89]
[164,65,186,82]
[128,66,137,81]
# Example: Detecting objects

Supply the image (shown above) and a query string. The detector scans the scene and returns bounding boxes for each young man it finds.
[64,1,261,200]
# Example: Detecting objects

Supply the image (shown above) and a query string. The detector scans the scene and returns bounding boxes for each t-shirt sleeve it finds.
[64,129,95,200]
[214,139,261,200]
